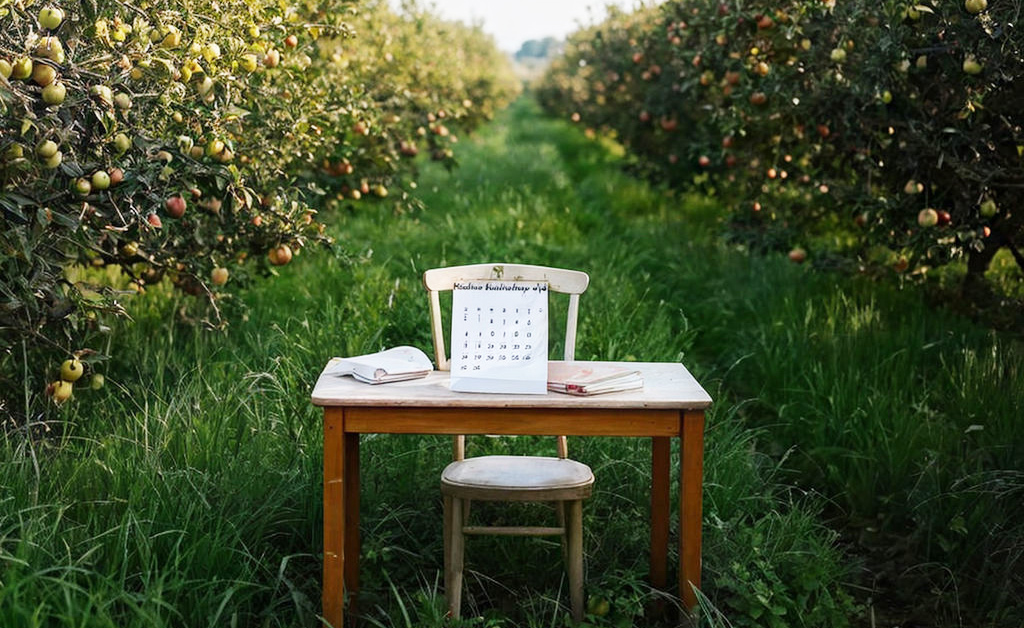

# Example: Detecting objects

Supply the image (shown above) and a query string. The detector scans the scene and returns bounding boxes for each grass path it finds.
[3,97,1020,628]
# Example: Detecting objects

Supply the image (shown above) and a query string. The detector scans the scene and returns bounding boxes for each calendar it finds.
[449,280,549,394]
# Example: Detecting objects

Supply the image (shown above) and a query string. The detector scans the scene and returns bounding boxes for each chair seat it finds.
[441,455,594,501]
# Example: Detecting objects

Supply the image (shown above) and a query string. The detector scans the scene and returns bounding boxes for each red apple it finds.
[268,244,293,266]
[165,195,186,218]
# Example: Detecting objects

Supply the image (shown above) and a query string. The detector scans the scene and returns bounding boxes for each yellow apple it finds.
[60,358,84,382]
[48,379,74,403]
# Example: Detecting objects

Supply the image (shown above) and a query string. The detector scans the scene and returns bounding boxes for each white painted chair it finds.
[422,263,595,622]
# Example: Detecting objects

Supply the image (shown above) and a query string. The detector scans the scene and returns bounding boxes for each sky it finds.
[417,0,639,54]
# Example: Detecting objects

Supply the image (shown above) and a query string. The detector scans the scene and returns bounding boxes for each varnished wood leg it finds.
[344,431,360,625]
[679,411,705,611]
[446,496,465,619]
[650,436,671,591]
[323,408,346,628]
[566,499,585,623]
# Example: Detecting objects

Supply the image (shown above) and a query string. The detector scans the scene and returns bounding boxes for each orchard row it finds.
[538,0,1022,291]
[1,0,520,409]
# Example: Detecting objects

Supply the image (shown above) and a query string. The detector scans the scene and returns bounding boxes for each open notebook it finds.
[323,346,433,384]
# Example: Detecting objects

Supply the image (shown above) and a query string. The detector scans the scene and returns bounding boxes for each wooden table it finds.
[311,361,712,627]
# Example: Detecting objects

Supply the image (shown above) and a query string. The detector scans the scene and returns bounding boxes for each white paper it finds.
[449,280,549,394]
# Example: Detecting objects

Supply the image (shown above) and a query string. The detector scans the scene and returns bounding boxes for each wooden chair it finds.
[422,263,595,622]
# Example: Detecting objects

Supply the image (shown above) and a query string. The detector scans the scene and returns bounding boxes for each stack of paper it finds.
[323,346,433,384]
[547,361,643,396]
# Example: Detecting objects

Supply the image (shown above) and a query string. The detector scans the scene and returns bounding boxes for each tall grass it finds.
[2,96,1020,627]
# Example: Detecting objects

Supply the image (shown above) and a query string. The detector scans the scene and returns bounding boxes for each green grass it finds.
[2,96,1021,627]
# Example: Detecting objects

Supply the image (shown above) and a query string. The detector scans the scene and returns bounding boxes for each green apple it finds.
[42,81,66,105]
[90,84,113,106]
[72,177,92,196]
[113,92,132,110]
[240,53,259,72]
[91,170,111,190]
[205,138,225,157]
[36,139,59,159]
[31,63,57,86]
[979,198,998,217]
[965,0,987,14]
[90,373,105,390]
[963,56,983,75]
[42,150,63,169]
[34,36,65,64]
[60,358,84,382]
[4,144,24,161]
[112,132,132,154]
[11,57,33,80]
[918,208,939,227]
[38,6,64,30]
[0,59,12,79]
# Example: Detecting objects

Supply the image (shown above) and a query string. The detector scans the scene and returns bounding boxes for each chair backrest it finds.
[423,263,590,460]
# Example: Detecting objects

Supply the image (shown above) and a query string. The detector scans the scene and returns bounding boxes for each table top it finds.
[311,361,712,410]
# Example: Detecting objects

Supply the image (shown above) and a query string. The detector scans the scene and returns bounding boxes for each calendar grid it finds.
[449,280,549,393]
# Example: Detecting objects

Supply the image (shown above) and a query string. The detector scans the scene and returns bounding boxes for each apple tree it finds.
[0,0,519,417]
[538,0,1023,298]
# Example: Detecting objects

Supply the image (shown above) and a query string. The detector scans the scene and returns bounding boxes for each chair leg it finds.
[555,501,568,567]
[565,499,585,623]
[445,495,465,619]
[443,495,452,601]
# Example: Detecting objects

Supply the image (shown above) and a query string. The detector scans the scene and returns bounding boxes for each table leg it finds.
[679,410,705,611]
[323,408,346,628]
[344,432,361,624]
[650,436,671,590]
